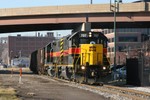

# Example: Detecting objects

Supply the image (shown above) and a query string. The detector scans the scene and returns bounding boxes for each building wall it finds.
[104,28,150,65]
[7,34,55,65]
[0,37,8,63]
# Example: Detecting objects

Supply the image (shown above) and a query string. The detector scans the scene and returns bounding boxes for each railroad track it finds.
[85,84,150,100]
[103,85,150,100]
[39,75,150,100]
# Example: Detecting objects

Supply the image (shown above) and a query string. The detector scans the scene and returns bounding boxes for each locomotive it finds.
[30,31,110,83]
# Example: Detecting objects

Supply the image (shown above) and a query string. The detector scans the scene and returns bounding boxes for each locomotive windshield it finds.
[71,32,108,48]
[81,32,107,47]
[80,38,98,44]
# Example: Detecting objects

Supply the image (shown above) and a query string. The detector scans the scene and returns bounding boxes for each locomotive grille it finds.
[80,44,103,65]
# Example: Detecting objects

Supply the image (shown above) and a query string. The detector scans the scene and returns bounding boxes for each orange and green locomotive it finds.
[30,31,110,83]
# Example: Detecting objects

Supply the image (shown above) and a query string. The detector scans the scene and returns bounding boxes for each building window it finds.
[118,46,126,52]
[118,36,137,42]
[16,38,21,41]
[111,47,114,52]
[111,38,114,42]
[108,47,111,52]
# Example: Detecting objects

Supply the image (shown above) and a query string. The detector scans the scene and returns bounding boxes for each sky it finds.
[0,0,136,37]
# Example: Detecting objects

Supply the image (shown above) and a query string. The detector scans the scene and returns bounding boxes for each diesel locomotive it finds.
[30,31,110,83]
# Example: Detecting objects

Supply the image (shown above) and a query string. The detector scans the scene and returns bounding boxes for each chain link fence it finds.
[126,40,150,86]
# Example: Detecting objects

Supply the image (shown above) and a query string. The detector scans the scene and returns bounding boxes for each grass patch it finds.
[0,87,19,100]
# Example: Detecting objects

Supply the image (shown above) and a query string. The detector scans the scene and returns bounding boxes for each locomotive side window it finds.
[47,44,51,52]
[69,40,72,47]
[72,35,79,47]
[80,33,87,37]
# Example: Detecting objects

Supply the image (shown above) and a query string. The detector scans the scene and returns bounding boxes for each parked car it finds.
[0,64,7,69]
[111,65,126,80]
[116,66,126,79]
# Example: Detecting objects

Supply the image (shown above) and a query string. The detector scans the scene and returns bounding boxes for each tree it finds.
[1,48,8,64]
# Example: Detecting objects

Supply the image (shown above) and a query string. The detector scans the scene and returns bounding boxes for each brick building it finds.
[4,32,55,65]
[104,28,150,65]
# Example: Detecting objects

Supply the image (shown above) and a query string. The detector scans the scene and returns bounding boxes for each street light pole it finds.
[114,0,117,71]
[110,0,122,71]
[19,50,22,58]
[90,0,93,4]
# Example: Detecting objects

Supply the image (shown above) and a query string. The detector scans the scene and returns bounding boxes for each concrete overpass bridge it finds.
[0,2,150,33]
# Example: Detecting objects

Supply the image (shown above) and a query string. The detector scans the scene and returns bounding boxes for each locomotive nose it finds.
[80,44,103,66]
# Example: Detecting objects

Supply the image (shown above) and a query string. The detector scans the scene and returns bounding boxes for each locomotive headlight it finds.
[103,66,106,70]
[89,32,92,37]
[89,34,92,37]
[81,66,85,70]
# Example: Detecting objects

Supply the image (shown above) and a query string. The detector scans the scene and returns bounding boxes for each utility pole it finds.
[110,0,122,71]
[90,0,93,4]
[19,50,21,58]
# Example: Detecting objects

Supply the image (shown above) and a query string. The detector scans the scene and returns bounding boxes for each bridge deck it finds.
[0,2,149,17]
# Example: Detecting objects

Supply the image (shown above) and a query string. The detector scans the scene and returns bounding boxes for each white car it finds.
[116,66,126,79]
[111,65,126,80]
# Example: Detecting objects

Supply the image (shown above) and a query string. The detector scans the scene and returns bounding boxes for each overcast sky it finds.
[0,0,136,8]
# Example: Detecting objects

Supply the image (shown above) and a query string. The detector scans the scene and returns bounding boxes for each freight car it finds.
[30,31,110,83]
[29,50,38,73]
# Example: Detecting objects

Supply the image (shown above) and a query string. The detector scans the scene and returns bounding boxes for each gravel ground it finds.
[0,68,150,100]
[0,68,108,100]
[127,86,150,93]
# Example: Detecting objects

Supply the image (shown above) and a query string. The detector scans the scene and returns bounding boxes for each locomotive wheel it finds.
[73,74,86,84]
[59,67,72,80]
[47,67,55,77]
